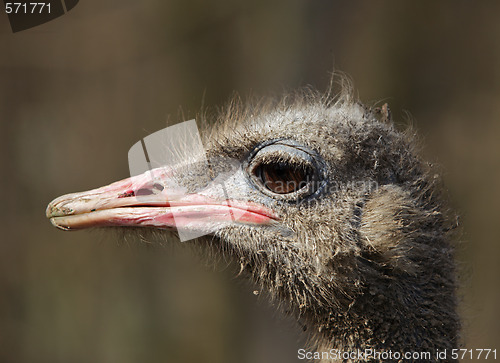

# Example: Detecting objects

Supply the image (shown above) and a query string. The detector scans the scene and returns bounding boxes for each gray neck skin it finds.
[232,215,459,362]
[308,271,459,362]
[284,240,460,362]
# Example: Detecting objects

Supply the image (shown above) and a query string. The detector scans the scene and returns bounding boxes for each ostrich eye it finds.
[255,162,313,194]
[246,140,326,201]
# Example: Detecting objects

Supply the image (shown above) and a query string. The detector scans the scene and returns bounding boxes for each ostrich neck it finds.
[303,265,459,362]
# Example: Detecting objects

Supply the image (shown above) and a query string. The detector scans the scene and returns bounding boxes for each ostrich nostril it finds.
[136,188,154,196]
[135,183,164,196]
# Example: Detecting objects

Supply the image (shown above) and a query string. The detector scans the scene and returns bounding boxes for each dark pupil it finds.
[258,163,311,194]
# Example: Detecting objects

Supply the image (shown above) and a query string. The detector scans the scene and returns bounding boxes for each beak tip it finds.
[49,217,72,231]
[46,196,75,219]
[46,202,55,219]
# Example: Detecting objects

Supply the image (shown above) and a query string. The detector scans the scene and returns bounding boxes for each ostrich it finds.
[46,81,460,362]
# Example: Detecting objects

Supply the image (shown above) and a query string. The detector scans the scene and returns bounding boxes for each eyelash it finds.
[245,140,326,201]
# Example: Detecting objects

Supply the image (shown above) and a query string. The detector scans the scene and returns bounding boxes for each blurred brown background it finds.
[1,1,499,362]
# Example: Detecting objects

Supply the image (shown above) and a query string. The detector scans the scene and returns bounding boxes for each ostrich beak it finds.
[46,167,278,234]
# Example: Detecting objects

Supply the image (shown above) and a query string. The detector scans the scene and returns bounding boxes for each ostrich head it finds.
[46,83,459,360]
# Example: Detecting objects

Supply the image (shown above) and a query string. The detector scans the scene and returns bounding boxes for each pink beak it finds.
[46,167,279,234]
